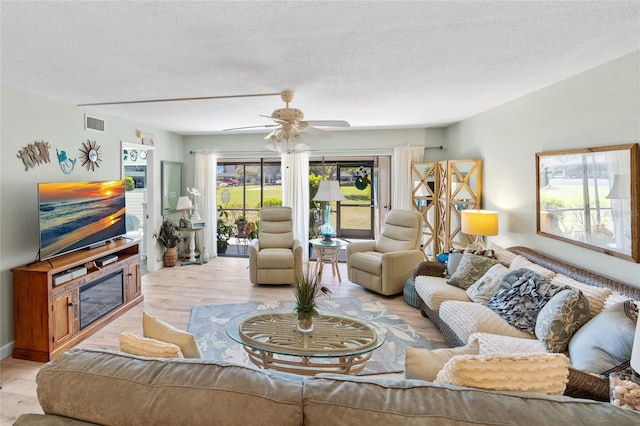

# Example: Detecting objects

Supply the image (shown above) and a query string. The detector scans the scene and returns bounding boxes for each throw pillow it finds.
[142,312,203,358]
[119,332,184,358]
[404,342,479,382]
[446,252,463,277]
[487,242,517,266]
[509,255,556,280]
[485,269,568,334]
[434,353,570,395]
[550,274,611,318]
[465,264,510,304]
[535,289,591,353]
[568,301,638,376]
[447,253,499,290]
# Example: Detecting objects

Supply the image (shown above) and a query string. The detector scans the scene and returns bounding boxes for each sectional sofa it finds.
[412,244,640,401]
[13,348,640,425]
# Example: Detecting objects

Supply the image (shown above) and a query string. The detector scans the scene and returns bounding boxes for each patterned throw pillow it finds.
[447,253,499,290]
[535,289,591,353]
[485,269,568,334]
[465,264,510,304]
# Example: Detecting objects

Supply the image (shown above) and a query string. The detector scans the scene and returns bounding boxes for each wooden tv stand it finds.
[12,239,143,362]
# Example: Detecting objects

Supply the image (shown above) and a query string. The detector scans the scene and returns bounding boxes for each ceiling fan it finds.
[223,90,350,140]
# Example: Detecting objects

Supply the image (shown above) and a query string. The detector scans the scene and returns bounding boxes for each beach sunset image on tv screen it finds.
[38,180,126,260]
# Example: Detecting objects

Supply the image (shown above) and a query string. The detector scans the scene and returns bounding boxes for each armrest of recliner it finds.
[380,250,426,277]
[292,239,303,277]
[413,261,446,279]
[248,239,260,283]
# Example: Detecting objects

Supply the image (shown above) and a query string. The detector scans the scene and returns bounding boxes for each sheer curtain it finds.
[194,152,217,256]
[392,145,425,211]
[282,151,309,263]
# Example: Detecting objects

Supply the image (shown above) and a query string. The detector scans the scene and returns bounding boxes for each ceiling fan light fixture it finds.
[264,137,279,152]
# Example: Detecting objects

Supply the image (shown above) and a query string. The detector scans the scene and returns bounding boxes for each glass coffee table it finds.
[225,310,385,375]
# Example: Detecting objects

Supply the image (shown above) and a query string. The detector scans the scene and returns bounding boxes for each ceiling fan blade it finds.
[78,92,282,107]
[304,120,350,128]
[223,123,279,131]
[302,125,331,138]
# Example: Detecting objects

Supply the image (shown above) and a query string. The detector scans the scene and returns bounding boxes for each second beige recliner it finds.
[249,206,302,285]
[346,209,425,296]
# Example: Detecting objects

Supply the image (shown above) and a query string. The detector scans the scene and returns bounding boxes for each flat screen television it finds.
[38,180,127,261]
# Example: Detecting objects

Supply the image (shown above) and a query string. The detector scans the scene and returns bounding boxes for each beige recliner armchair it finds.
[347,209,425,296]
[249,206,303,285]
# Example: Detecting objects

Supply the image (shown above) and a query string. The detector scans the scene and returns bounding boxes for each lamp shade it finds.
[313,180,346,202]
[631,301,640,373]
[461,210,499,236]
[176,196,192,211]
[606,174,630,199]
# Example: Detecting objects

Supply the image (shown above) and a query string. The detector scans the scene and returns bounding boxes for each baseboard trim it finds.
[1,341,14,360]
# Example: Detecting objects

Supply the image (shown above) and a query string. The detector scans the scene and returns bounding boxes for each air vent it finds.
[85,114,105,132]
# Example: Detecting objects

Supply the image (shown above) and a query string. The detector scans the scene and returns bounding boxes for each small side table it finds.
[178,227,206,265]
[310,238,347,283]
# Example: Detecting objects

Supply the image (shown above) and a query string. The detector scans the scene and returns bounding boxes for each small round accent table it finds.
[225,310,385,375]
[309,238,347,283]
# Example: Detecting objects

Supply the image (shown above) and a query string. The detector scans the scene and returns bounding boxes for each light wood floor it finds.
[0,256,444,425]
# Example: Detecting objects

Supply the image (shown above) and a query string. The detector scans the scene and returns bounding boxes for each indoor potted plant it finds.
[217,207,234,254]
[154,219,182,267]
[292,269,322,333]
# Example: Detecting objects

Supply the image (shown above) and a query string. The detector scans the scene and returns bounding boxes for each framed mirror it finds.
[161,161,183,214]
[536,143,639,262]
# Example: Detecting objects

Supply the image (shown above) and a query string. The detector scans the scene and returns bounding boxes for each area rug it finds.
[188,296,432,375]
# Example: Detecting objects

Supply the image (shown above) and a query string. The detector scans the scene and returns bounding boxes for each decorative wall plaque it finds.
[79,140,102,171]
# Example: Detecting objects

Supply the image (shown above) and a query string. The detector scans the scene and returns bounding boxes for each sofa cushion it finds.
[348,251,383,275]
[404,342,479,381]
[551,274,611,317]
[509,255,556,280]
[465,263,510,304]
[414,275,470,311]
[119,332,184,358]
[535,289,591,353]
[486,269,567,334]
[568,300,638,376]
[142,312,203,358]
[302,374,640,425]
[439,301,536,344]
[257,248,295,269]
[434,353,570,395]
[447,253,499,290]
[35,348,304,426]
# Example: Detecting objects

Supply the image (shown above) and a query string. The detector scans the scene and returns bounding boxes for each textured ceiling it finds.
[1,1,639,135]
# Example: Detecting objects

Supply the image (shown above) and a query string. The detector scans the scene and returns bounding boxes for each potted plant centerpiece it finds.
[154,219,182,267]
[293,269,322,333]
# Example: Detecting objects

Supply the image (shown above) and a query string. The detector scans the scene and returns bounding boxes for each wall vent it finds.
[85,114,105,132]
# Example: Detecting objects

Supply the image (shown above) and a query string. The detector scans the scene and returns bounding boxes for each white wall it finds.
[445,50,640,285]
[0,84,184,355]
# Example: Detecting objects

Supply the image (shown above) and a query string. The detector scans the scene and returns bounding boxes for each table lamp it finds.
[313,180,346,243]
[176,196,192,228]
[461,209,498,251]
